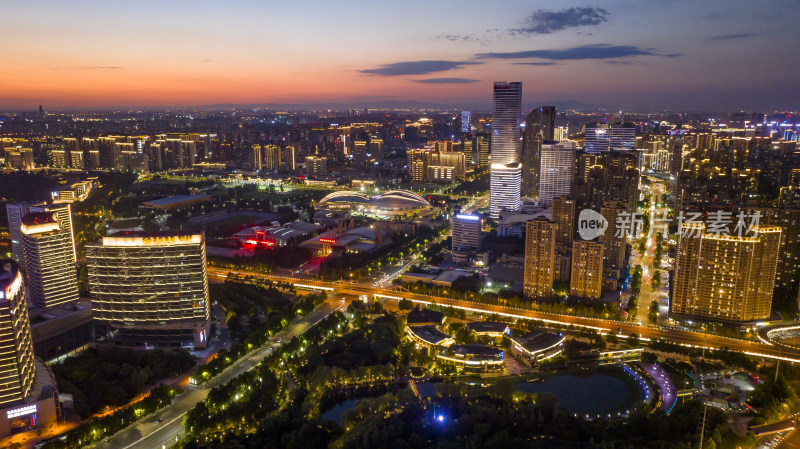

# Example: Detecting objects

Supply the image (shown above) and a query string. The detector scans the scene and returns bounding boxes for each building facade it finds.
[490,82,522,218]
[570,240,604,299]
[523,218,556,299]
[87,231,211,348]
[20,213,79,309]
[672,223,782,322]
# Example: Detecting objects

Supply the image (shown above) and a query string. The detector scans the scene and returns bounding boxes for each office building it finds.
[282,145,296,171]
[7,202,43,263]
[523,218,556,299]
[0,260,36,409]
[672,223,782,323]
[407,146,466,183]
[21,213,80,309]
[609,123,636,150]
[87,231,211,348]
[552,197,576,283]
[584,123,636,152]
[539,141,575,206]
[521,106,556,198]
[0,259,60,438]
[452,214,482,251]
[490,82,522,218]
[490,162,522,218]
[570,240,604,299]
[461,111,471,133]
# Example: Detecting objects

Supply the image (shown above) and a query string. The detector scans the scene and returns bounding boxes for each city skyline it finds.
[2,0,798,112]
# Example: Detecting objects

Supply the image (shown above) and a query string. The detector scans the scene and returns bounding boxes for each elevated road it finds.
[209,267,800,363]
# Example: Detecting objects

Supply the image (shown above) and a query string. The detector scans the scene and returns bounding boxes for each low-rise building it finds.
[406,325,453,355]
[436,344,504,373]
[508,330,565,365]
[465,321,510,338]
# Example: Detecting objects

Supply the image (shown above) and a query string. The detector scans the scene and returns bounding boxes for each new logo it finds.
[578,209,607,240]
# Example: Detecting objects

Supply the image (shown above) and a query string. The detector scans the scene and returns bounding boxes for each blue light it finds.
[455,214,480,221]
[437,414,445,422]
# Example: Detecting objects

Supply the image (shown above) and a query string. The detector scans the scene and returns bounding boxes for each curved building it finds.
[87,231,211,348]
[317,189,430,216]
[0,260,35,409]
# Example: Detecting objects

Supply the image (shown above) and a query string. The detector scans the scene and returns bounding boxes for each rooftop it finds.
[407,307,445,326]
[141,194,211,206]
[465,321,510,334]
[407,325,451,346]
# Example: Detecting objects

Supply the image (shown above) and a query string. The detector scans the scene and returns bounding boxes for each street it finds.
[87,298,344,449]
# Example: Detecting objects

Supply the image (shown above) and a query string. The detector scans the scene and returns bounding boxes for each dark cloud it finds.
[511,62,558,66]
[709,33,756,41]
[512,7,609,35]
[476,44,677,60]
[359,60,480,76]
[437,34,481,43]
[411,77,479,84]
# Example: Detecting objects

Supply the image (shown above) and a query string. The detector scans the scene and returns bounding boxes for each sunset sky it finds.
[2,0,798,111]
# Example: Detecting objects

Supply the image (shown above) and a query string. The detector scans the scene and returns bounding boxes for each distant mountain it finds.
[193,99,591,112]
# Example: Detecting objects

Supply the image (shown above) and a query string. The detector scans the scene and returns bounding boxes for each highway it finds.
[208,267,800,363]
[88,298,344,449]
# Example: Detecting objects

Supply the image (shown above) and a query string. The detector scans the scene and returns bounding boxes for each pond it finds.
[515,371,636,414]
[321,399,360,425]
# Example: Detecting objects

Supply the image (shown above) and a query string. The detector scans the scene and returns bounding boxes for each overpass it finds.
[208,267,800,363]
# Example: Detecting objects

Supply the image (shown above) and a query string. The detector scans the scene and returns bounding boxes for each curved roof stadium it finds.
[371,190,430,210]
[318,191,371,205]
[318,189,430,214]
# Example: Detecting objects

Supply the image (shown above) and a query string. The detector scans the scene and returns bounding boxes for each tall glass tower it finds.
[489,81,522,218]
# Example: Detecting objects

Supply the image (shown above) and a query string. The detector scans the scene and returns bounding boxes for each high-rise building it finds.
[6,203,75,266]
[490,82,522,219]
[552,197,576,283]
[250,144,262,171]
[353,140,368,167]
[672,223,782,322]
[599,201,628,285]
[452,214,482,251]
[539,141,575,206]
[489,162,522,218]
[306,154,327,176]
[20,213,79,309]
[0,260,36,409]
[584,124,610,153]
[369,139,383,162]
[264,144,281,171]
[282,145,297,171]
[524,218,556,299]
[609,123,636,150]
[461,111,471,133]
[570,240,604,299]
[407,146,467,183]
[87,231,211,348]
[521,106,556,198]
[584,123,635,152]
[475,136,490,169]
[6,202,43,263]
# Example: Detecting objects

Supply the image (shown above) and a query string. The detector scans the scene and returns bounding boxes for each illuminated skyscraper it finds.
[523,217,556,299]
[250,144,262,170]
[475,136,490,169]
[87,231,211,348]
[521,106,556,198]
[490,163,522,218]
[570,239,604,299]
[461,111,471,133]
[552,197,576,283]
[672,223,782,322]
[264,144,281,171]
[490,81,522,218]
[538,141,575,206]
[0,260,35,408]
[21,213,80,309]
[307,152,327,176]
[452,214,482,251]
[6,203,75,265]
